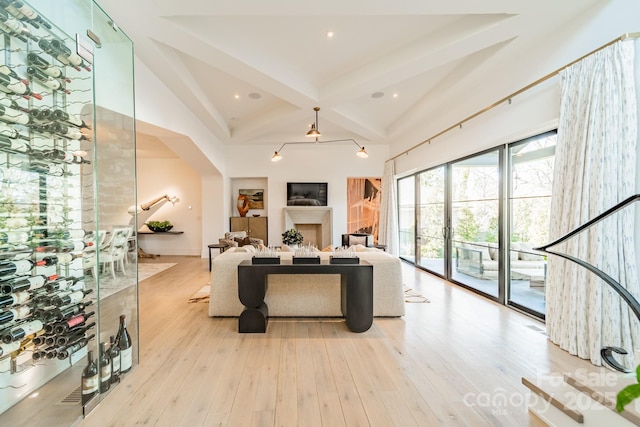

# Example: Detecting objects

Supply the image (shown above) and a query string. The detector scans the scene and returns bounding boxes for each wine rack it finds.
[0,0,98,417]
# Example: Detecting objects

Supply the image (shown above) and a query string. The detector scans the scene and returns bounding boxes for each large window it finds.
[397,130,557,318]
[417,167,446,275]
[398,176,415,261]
[451,149,500,298]
[508,131,556,315]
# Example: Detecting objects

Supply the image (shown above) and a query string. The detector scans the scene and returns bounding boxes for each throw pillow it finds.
[349,235,369,246]
[226,231,247,240]
[234,237,252,247]
[280,244,295,252]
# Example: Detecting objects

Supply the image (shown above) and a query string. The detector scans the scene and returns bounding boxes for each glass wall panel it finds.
[450,150,500,298]
[398,176,415,262]
[417,167,446,275]
[508,131,556,316]
[0,1,136,425]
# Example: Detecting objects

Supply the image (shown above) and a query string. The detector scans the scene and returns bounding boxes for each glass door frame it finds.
[396,137,554,320]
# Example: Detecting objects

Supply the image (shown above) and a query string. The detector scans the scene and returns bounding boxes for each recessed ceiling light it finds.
[248,92,261,100]
[393,93,399,98]
[326,31,334,39]
[371,92,384,99]
[234,94,240,99]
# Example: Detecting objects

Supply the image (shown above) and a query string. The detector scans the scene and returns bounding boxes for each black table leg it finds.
[341,269,373,332]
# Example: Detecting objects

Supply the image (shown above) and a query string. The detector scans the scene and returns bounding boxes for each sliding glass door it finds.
[507,131,556,316]
[396,131,555,318]
[398,176,416,262]
[416,167,446,275]
[450,150,501,299]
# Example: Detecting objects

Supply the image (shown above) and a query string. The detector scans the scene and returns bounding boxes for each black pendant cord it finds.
[534,193,640,372]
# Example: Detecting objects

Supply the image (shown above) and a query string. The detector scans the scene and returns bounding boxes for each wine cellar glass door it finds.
[0,1,136,425]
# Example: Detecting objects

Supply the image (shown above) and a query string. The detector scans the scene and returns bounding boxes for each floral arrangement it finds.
[282,228,303,245]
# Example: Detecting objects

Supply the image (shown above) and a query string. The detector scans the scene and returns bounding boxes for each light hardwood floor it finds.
[3,255,601,426]
[71,255,602,427]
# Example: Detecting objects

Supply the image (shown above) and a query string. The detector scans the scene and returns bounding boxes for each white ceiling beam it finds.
[320,14,515,105]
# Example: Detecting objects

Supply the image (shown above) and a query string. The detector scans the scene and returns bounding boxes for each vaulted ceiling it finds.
[98,0,603,154]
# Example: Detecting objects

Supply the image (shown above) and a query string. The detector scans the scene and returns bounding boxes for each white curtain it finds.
[379,160,399,256]
[546,40,639,366]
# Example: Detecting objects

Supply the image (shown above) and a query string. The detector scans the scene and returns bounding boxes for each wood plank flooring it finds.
[4,255,602,426]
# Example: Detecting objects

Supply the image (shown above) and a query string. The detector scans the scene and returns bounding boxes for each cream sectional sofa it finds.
[209,246,405,318]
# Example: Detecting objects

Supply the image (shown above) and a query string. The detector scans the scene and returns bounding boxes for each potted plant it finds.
[282,228,303,246]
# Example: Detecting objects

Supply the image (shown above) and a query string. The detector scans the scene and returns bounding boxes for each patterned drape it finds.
[546,41,639,366]
[379,160,399,256]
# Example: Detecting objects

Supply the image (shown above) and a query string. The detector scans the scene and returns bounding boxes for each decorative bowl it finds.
[146,221,173,232]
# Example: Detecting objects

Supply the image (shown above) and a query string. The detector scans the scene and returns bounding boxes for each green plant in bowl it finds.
[146,220,173,232]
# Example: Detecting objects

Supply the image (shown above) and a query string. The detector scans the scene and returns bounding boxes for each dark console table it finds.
[237,259,373,333]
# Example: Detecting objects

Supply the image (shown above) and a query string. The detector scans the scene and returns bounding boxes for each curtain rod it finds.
[388,32,640,162]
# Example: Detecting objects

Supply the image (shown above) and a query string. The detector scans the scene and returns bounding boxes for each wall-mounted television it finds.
[287,182,328,206]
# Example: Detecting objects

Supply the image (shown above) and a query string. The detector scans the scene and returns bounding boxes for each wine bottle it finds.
[1,318,43,343]
[51,288,93,307]
[50,39,91,72]
[26,53,65,79]
[52,109,91,129]
[41,148,89,164]
[43,280,84,300]
[0,291,30,308]
[0,304,30,324]
[115,314,132,373]
[0,64,27,83]
[26,66,69,94]
[0,122,29,141]
[0,231,29,245]
[0,135,30,153]
[44,276,81,292]
[108,335,120,384]
[0,259,35,277]
[10,1,52,30]
[0,275,46,294]
[0,72,41,99]
[53,310,94,334]
[81,350,98,405]
[55,321,95,346]
[0,339,19,357]
[0,96,30,113]
[31,345,53,361]
[0,103,31,126]
[48,122,90,141]
[0,7,37,41]
[58,332,94,360]
[99,342,111,393]
[26,160,66,177]
[55,299,93,321]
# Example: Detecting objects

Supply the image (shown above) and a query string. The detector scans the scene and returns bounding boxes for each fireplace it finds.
[283,207,333,248]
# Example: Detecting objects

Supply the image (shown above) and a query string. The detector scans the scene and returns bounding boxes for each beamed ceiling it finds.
[97,0,604,155]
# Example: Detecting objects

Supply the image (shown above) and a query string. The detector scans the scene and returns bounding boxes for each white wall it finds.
[137,158,203,255]
[393,0,640,175]
[226,144,388,246]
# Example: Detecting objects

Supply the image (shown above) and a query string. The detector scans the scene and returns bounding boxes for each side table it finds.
[208,243,229,271]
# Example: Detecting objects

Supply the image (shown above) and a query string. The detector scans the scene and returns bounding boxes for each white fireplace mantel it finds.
[283,207,333,248]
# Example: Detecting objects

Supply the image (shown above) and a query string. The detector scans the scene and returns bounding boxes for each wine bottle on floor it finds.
[108,335,120,384]
[99,342,111,393]
[81,350,98,405]
[115,314,132,373]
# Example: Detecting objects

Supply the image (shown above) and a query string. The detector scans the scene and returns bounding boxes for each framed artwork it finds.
[347,178,382,243]
[239,189,264,209]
